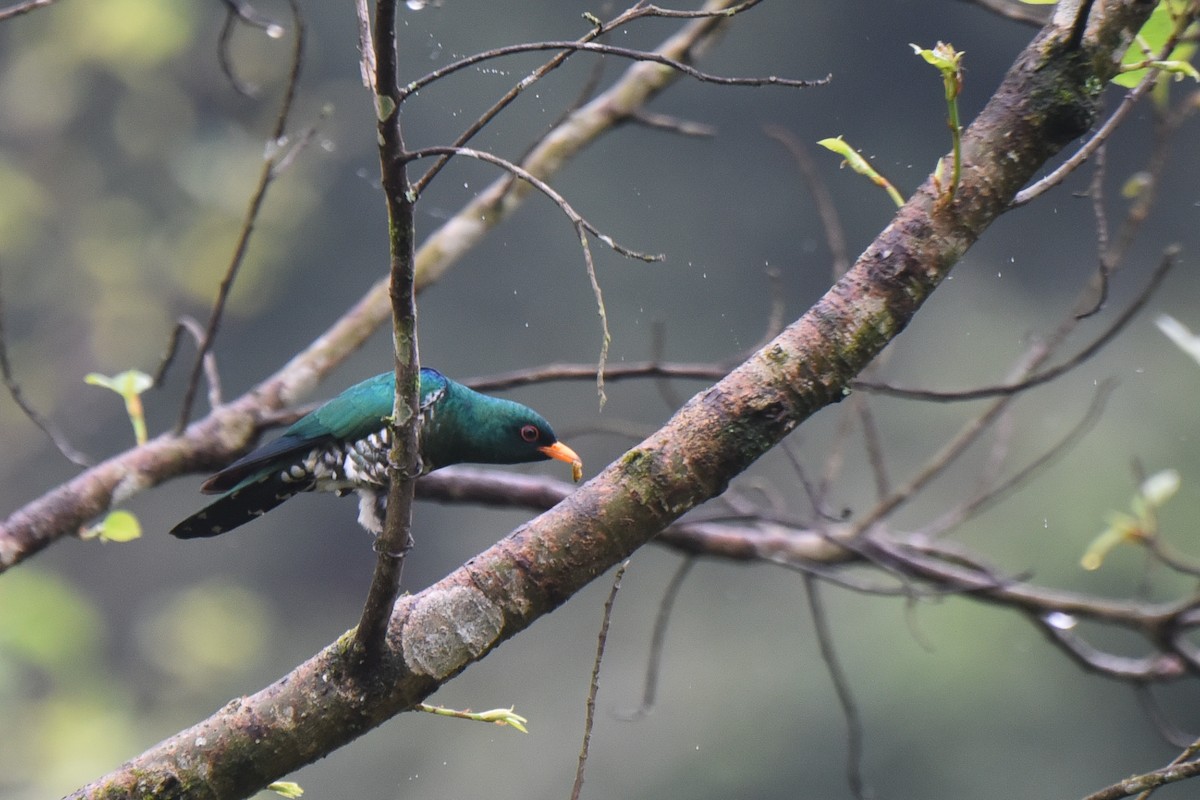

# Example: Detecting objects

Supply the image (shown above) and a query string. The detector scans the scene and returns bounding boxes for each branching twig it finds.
[416,461,1200,686]
[650,322,685,411]
[408,143,662,400]
[354,0,421,658]
[412,5,608,198]
[415,467,1200,676]
[1012,12,1193,208]
[410,0,767,197]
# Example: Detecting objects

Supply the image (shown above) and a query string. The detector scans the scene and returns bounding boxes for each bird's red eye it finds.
[520,424,539,442]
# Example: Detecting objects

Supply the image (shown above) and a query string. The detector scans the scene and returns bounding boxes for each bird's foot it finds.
[372,531,414,559]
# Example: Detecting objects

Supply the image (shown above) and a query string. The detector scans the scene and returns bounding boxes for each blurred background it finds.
[1,1,1199,798]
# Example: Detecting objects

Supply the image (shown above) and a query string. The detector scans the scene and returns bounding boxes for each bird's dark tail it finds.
[170,475,306,539]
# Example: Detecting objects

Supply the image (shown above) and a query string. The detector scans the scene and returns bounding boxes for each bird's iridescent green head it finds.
[421,375,581,477]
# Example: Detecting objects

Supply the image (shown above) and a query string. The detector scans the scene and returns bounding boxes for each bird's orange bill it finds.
[540,441,583,482]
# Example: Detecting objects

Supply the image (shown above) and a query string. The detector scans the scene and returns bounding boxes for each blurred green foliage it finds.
[0,567,272,798]
[134,582,272,689]
[0,568,126,796]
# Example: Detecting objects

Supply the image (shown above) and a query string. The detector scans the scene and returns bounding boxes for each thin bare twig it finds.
[178,0,305,432]
[218,0,278,29]
[271,119,323,177]
[1012,15,1190,207]
[400,41,828,104]
[854,246,1178,402]
[753,267,788,351]
[571,561,629,800]
[0,267,91,467]
[803,575,868,799]
[217,0,284,97]
[617,556,695,720]
[411,7,607,198]
[633,0,765,18]
[152,317,223,410]
[0,0,56,22]
[1135,687,1197,749]
[764,125,850,277]
[772,547,940,596]
[628,110,716,136]
[217,13,256,97]
[1078,143,1113,316]
[407,145,661,263]
[814,394,854,508]
[847,385,1019,541]
[650,323,685,411]
[957,0,1050,26]
[923,379,1115,537]
[471,361,729,392]
[780,441,848,524]
[1032,616,1185,681]
[577,226,611,403]
[856,397,890,501]
[354,0,375,90]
